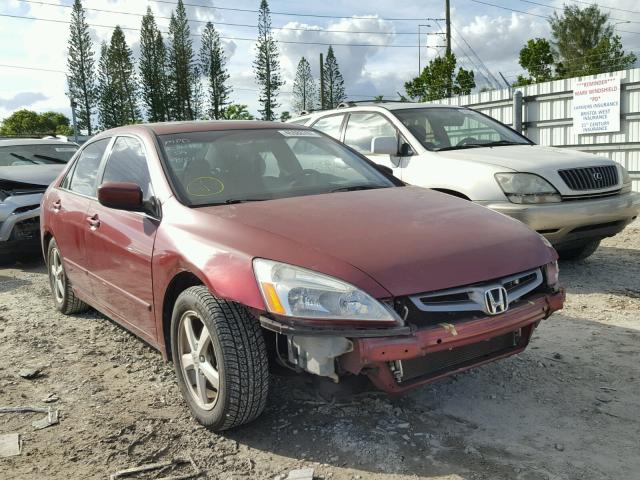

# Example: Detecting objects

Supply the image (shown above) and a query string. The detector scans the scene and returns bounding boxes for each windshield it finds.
[0,143,78,166]
[158,128,396,206]
[393,108,531,151]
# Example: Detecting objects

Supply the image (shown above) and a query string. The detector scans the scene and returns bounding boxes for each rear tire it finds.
[170,286,269,431]
[558,239,601,261]
[47,238,89,314]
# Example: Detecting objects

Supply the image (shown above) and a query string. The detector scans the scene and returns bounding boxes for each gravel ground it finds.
[0,226,639,480]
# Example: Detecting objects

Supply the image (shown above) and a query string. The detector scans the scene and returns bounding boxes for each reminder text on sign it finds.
[572,77,620,135]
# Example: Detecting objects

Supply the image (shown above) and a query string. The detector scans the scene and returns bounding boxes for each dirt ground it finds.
[1,225,639,480]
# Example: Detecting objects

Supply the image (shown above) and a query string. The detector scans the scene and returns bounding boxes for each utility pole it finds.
[445,0,451,57]
[319,53,325,110]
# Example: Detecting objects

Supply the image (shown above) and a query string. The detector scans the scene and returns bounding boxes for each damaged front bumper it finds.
[261,290,565,393]
[0,192,44,249]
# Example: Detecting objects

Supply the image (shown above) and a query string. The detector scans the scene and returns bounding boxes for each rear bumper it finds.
[338,290,565,393]
[479,192,640,246]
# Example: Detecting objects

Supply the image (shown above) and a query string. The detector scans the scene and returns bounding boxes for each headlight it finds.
[618,164,632,193]
[253,258,399,323]
[495,173,561,204]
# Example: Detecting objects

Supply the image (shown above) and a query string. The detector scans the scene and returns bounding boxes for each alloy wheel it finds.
[49,247,65,303]
[177,310,220,410]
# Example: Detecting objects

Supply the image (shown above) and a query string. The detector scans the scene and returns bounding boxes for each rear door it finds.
[342,112,404,178]
[51,138,111,295]
[84,136,159,340]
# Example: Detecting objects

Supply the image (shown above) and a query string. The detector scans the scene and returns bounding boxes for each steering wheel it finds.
[186,176,225,197]
[288,170,321,187]
[456,137,479,147]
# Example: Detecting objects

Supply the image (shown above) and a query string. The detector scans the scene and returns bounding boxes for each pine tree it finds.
[292,57,316,113]
[200,22,231,120]
[97,27,140,129]
[167,0,196,120]
[97,42,118,129]
[139,7,169,122]
[253,0,283,121]
[322,46,345,109]
[67,0,97,135]
[191,65,204,120]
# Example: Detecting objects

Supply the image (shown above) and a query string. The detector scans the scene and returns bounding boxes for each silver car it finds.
[290,102,640,260]
[0,138,78,259]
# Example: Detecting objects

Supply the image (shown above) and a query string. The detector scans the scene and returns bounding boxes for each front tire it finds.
[47,238,89,314]
[558,239,601,261]
[170,286,269,431]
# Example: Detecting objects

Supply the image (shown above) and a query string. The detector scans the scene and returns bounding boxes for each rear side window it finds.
[67,138,110,197]
[344,113,398,154]
[102,137,152,199]
[311,114,345,139]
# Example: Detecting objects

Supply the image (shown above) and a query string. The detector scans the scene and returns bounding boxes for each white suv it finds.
[289,102,639,260]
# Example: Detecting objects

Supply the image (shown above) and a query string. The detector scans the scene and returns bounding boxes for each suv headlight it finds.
[495,173,561,204]
[618,164,632,193]
[253,258,399,323]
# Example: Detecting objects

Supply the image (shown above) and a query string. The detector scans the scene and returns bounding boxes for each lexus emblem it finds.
[484,287,508,315]
[593,172,603,181]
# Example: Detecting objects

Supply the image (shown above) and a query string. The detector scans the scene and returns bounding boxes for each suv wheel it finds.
[47,238,89,314]
[170,286,269,431]
[558,239,601,261]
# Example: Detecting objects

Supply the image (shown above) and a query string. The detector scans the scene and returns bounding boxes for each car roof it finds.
[290,102,465,122]
[0,138,79,147]
[95,120,307,137]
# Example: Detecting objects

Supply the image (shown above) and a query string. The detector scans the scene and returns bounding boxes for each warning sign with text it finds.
[572,77,620,135]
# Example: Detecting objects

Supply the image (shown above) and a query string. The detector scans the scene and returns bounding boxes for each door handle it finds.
[52,200,61,212]
[86,214,101,230]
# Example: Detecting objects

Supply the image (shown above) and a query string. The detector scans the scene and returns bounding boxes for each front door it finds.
[84,136,159,340]
[342,112,404,179]
[51,138,111,296]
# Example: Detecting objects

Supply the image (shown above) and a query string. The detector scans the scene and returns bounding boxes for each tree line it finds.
[513,5,635,86]
[67,0,272,135]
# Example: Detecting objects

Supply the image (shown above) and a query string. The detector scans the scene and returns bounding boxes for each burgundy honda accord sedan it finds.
[41,121,564,430]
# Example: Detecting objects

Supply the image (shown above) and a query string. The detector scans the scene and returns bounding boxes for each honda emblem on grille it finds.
[484,287,508,315]
[593,171,603,181]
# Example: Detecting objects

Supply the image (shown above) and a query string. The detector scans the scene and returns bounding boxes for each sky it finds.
[1,0,639,122]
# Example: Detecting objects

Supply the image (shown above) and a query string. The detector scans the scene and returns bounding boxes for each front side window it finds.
[344,113,398,154]
[102,137,152,199]
[158,129,396,207]
[393,108,531,151]
[311,114,345,139]
[67,138,110,197]
[0,143,77,167]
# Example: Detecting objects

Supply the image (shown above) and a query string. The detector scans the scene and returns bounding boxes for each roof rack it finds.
[337,99,406,108]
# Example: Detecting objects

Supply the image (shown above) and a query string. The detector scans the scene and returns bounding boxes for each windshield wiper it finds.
[480,140,526,147]
[330,184,386,193]
[33,154,68,164]
[9,152,37,164]
[436,140,525,151]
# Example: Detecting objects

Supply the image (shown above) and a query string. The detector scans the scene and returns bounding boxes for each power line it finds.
[450,22,502,88]
[0,12,428,48]
[148,0,443,22]
[17,0,444,36]
[468,0,640,35]
[519,0,640,25]
[564,0,640,15]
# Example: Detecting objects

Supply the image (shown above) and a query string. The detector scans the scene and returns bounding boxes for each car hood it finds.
[436,144,615,172]
[0,164,66,187]
[200,186,555,297]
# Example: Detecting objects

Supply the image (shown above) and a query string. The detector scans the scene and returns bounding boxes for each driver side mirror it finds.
[98,182,145,212]
[371,136,398,155]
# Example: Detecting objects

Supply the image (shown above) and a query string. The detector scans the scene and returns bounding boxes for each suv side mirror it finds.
[98,182,144,212]
[371,136,398,155]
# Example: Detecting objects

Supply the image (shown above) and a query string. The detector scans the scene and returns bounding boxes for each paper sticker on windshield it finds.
[55,147,77,152]
[278,129,320,138]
